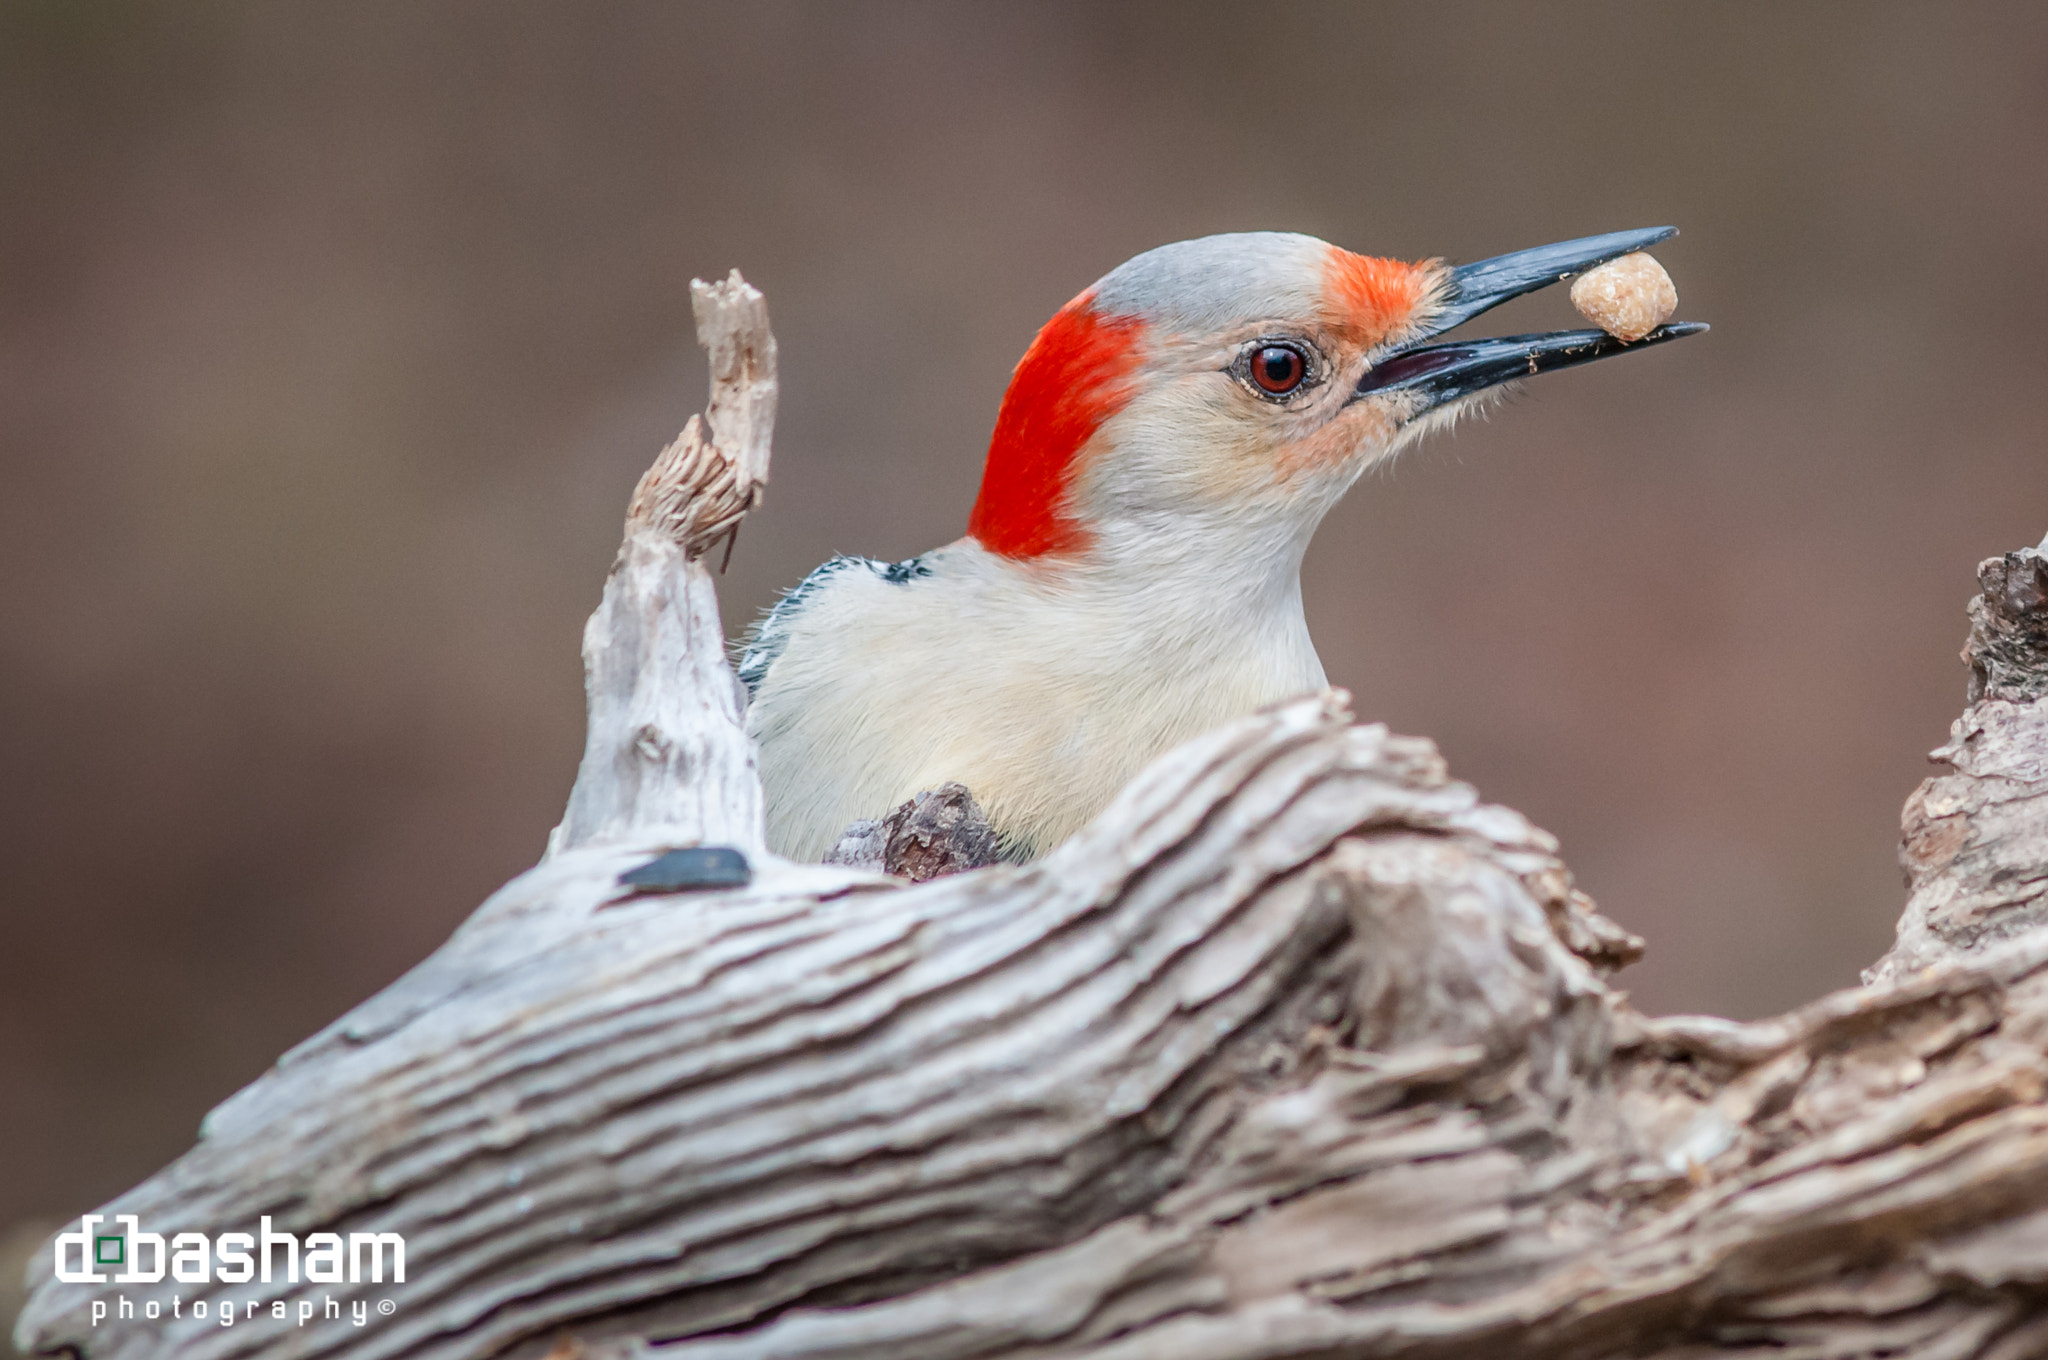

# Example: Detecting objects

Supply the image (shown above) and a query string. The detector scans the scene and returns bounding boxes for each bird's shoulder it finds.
[737,551,937,697]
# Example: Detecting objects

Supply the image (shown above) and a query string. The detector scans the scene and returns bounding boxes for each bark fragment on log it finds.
[823,782,1004,881]
[1876,537,2048,983]
[1966,535,2048,706]
[18,274,2048,1360]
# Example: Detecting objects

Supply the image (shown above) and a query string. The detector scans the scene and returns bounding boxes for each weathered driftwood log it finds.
[18,278,2048,1360]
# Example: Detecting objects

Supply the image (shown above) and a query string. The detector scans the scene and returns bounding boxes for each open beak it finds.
[1355,226,1706,411]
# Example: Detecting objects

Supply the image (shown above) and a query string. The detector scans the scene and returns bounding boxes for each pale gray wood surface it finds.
[18,280,2048,1360]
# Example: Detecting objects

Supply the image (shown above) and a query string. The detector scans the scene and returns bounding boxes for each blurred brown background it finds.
[3,0,2046,1265]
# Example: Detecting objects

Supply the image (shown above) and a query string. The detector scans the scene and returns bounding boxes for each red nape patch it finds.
[1322,249,1430,345]
[968,292,1145,559]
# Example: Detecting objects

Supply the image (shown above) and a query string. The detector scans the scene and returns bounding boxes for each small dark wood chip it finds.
[618,846,752,893]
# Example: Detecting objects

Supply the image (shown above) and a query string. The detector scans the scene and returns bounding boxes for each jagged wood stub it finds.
[623,272,775,562]
[546,272,773,858]
[17,271,2048,1360]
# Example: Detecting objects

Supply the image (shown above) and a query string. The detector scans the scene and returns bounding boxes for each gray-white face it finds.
[968,228,1703,560]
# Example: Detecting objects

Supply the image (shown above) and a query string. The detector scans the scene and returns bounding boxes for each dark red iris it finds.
[1250,344,1306,395]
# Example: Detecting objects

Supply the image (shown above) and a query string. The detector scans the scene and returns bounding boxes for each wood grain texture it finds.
[18,280,2048,1360]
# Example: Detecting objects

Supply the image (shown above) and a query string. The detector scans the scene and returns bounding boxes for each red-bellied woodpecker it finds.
[742,228,1703,863]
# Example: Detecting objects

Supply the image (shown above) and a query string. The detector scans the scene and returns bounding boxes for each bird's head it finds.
[967,228,1702,566]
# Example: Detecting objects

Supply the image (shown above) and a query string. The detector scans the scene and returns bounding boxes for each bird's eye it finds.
[1248,344,1308,395]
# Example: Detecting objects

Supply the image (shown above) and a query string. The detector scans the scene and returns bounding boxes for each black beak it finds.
[1354,226,1706,410]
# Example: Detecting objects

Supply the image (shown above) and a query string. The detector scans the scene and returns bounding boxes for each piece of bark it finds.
[824,783,1003,882]
[1872,537,2048,983]
[1966,535,2048,705]
[19,267,2048,1360]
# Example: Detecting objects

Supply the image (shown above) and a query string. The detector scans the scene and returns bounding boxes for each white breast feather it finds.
[744,537,1326,863]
